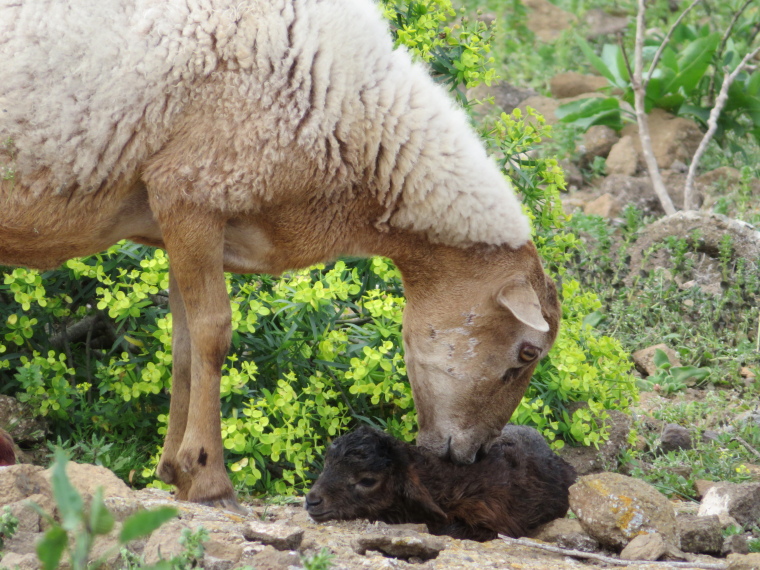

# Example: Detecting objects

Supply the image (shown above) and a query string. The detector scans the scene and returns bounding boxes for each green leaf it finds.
[575,34,617,86]
[50,449,84,532]
[601,43,629,87]
[556,97,623,131]
[37,526,67,570]
[653,349,672,370]
[668,33,720,95]
[670,366,711,384]
[119,507,178,544]
[89,487,115,536]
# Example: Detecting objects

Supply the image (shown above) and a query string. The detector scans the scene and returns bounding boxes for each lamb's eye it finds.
[519,344,540,363]
[357,477,378,487]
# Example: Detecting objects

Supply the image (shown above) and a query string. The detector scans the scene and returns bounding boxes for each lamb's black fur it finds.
[305,425,576,541]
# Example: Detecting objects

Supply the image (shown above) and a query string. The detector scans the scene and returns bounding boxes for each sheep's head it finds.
[0,428,15,466]
[398,241,560,464]
[305,427,444,524]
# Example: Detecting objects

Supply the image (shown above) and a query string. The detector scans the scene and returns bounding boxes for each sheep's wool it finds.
[0,0,530,247]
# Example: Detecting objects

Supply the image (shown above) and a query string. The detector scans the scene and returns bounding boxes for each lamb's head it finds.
[0,428,15,466]
[398,241,560,464]
[305,427,444,524]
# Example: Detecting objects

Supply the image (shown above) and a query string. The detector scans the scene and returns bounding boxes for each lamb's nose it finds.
[304,492,322,510]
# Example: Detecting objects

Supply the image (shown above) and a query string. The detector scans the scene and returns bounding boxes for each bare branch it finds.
[646,0,703,86]
[684,43,760,210]
[708,0,755,103]
[733,434,760,461]
[635,0,677,215]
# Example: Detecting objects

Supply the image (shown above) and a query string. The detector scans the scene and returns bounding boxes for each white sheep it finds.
[0,0,560,509]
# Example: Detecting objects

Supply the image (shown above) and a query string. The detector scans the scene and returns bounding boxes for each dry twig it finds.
[499,536,727,569]
[684,43,760,209]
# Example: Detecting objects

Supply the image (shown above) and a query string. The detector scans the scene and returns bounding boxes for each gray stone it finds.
[559,409,631,476]
[523,0,576,42]
[0,396,47,445]
[698,482,760,528]
[569,472,678,551]
[583,193,620,218]
[354,529,445,560]
[142,519,190,564]
[203,539,244,570]
[723,534,750,556]
[530,518,599,552]
[678,514,722,554]
[661,424,692,453]
[243,520,304,551]
[583,9,629,38]
[240,545,300,570]
[619,532,666,561]
[621,108,703,169]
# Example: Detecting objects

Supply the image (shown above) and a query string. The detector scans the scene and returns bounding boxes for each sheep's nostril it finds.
[304,493,322,510]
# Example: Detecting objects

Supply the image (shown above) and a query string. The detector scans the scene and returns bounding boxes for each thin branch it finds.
[499,536,727,569]
[646,0,703,86]
[635,0,677,216]
[684,43,760,210]
[733,434,760,461]
[619,34,634,84]
[708,0,755,104]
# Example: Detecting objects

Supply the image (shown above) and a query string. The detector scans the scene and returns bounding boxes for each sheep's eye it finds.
[357,477,378,488]
[518,344,540,363]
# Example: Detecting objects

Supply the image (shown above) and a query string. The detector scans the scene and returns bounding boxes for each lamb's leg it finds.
[156,269,193,500]
[158,205,240,511]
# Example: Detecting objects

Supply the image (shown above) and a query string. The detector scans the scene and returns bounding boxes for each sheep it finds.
[0,0,560,508]
[0,429,15,467]
[305,425,577,541]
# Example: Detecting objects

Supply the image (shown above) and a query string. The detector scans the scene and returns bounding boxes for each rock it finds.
[243,520,304,551]
[203,538,245,570]
[569,472,678,551]
[695,480,716,499]
[621,108,703,169]
[698,166,743,189]
[597,175,663,215]
[4,493,56,532]
[677,514,722,554]
[698,482,760,528]
[550,72,608,98]
[530,518,599,552]
[241,545,300,570]
[468,81,537,114]
[583,9,629,38]
[0,552,40,570]
[723,534,750,556]
[517,95,562,125]
[560,160,583,189]
[0,465,50,508]
[728,553,760,570]
[2,531,40,556]
[660,424,692,453]
[580,125,619,164]
[0,396,47,445]
[142,519,191,564]
[631,344,682,377]
[606,135,639,176]
[523,0,576,42]
[41,463,134,518]
[583,193,620,218]
[619,532,667,561]
[354,529,445,560]
[559,410,632,476]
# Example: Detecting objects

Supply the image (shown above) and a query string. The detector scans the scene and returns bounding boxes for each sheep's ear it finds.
[403,472,446,521]
[497,277,550,332]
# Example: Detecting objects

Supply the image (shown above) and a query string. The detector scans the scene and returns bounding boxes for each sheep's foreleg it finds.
[156,269,194,499]
[158,205,239,510]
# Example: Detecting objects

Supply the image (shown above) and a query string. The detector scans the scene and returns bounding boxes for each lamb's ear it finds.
[497,277,550,332]
[403,472,446,521]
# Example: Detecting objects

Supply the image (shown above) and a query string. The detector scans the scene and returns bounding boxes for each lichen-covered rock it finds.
[243,520,304,551]
[619,532,666,561]
[728,552,760,570]
[569,472,678,551]
[530,518,599,552]
[0,465,50,508]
